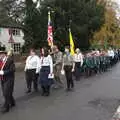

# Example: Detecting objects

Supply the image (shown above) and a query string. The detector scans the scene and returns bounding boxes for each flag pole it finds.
[69,19,72,29]
[69,19,72,35]
[47,6,54,52]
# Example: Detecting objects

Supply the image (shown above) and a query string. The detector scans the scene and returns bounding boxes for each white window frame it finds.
[12,29,20,36]
[12,43,21,54]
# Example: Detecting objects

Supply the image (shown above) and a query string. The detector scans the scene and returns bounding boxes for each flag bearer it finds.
[53,45,63,88]
[0,48,15,113]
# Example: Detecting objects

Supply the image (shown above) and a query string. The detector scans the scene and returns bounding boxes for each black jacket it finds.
[3,56,15,81]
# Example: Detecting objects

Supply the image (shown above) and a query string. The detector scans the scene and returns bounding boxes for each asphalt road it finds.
[0,64,120,120]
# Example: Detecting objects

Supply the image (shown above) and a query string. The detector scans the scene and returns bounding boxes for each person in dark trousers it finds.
[25,49,40,93]
[0,49,15,113]
[107,47,115,67]
[62,46,75,91]
[39,47,53,96]
[73,48,83,81]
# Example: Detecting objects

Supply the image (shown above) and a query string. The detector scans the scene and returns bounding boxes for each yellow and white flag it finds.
[69,28,75,55]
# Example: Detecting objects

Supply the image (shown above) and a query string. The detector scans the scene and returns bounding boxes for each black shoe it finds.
[66,88,71,91]
[26,90,31,94]
[34,89,38,92]
[45,92,50,96]
[1,107,9,113]
[75,77,80,81]
[41,92,45,96]
[10,103,16,108]
[71,86,74,89]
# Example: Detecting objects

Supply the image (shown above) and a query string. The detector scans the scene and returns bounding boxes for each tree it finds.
[38,0,105,50]
[91,0,120,49]
[24,0,46,50]
[0,0,11,24]
[0,0,105,50]
[0,0,25,24]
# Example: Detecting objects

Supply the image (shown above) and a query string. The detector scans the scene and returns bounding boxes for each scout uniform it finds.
[53,51,63,87]
[63,53,74,90]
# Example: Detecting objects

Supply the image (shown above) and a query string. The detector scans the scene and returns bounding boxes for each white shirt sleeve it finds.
[24,56,30,71]
[49,55,53,73]
[107,50,110,56]
[112,51,115,57]
[73,54,76,62]
[108,50,114,57]
[80,53,83,66]
[36,56,41,74]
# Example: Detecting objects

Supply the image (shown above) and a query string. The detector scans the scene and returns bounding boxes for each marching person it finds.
[25,49,40,93]
[39,47,53,96]
[62,46,75,91]
[94,49,100,56]
[74,48,83,81]
[53,45,63,88]
[107,47,115,66]
[0,48,15,113]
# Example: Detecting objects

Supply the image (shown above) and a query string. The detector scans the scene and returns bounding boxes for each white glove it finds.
[0,70,4,75]
[24,67,26,72]
[36,67,40,74]
[72,68,75,72]
[61,70,65,75]
[36,70,39,74]
[48,73,54,79]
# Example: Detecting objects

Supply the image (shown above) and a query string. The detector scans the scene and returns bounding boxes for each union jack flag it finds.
[47,11,53,47]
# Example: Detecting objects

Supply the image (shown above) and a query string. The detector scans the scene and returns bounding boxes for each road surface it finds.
[0,64,120,120]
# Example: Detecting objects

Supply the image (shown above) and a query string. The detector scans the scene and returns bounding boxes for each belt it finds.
[27,68,36,70]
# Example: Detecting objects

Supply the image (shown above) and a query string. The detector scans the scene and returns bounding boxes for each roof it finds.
[0,18,23,29]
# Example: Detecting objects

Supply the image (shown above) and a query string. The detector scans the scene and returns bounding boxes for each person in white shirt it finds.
[24,49,40,93]
[74,48,83,81]
[95,49,100,56]
[107,48,114,58]
[107,47,115,66]
[38,47,53,96]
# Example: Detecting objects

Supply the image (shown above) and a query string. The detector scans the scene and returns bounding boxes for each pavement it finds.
[0,63,120,120]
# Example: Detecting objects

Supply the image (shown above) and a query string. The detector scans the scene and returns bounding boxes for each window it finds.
[12,29,20,36]
[13,43,21,53]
